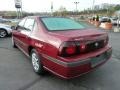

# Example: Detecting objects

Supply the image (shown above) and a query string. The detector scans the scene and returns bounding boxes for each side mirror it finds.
[11,26,17,30]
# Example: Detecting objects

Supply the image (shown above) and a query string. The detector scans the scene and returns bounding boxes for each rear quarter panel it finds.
[30,17,63,58]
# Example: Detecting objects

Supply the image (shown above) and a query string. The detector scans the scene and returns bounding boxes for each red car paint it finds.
[12,16,112,79]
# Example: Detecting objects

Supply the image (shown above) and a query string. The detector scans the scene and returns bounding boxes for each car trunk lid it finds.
[48,29,107,41]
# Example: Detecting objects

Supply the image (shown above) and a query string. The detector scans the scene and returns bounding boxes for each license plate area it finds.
[91,53,107,67]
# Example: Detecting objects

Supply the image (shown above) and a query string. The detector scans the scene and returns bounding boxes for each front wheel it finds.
[31,49,44,75]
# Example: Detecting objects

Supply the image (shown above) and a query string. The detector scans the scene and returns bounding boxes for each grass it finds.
[2,22,17,26]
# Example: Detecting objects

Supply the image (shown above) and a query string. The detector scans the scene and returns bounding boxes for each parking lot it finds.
[0,31,120,90]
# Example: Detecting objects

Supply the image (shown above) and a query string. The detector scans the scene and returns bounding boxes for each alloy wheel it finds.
[0,30,7,38]
[31,52,40,72]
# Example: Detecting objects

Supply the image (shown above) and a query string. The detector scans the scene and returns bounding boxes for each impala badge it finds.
[35,43,43,48]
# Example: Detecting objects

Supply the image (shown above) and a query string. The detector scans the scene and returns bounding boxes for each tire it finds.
[0,29,7,38]
[12,36,17,48]
[30,49,44,75]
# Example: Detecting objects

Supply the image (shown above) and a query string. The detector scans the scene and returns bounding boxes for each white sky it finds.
[0,0,120,12]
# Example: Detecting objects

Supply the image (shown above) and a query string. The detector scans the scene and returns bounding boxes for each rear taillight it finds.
[65,46,76,55]
[59,41,87,57]
[59,41,77,57]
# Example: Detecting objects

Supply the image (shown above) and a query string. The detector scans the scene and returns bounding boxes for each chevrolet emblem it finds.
[95,42,99,47]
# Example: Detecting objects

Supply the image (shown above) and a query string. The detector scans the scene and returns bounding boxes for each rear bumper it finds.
[42,46,112,79]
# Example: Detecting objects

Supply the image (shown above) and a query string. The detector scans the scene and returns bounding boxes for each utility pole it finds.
[51,1,53,16]
[74,2,79,12]
[92,0,95,15]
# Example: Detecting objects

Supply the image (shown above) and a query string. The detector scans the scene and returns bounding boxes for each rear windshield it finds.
[41,17,86,31]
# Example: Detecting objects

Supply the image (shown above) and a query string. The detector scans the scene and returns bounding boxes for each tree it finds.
[53,6,67,16]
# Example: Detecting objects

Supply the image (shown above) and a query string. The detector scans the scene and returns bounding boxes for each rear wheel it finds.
[30,49,44,75]
[0,29,7,38]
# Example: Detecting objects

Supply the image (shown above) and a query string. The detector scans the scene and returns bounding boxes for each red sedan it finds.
[12,16,112,79]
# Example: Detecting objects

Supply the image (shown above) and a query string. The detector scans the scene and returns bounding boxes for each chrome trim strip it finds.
[42,48,112,67]
[42,54,90,67]
[14,37,28,47]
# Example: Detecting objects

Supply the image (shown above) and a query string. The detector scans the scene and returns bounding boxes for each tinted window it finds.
[18,18,26,27]
[41,17,85,31]
[24,18,35,31]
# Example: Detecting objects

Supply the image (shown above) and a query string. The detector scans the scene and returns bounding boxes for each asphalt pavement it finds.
[0,31,120,90]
